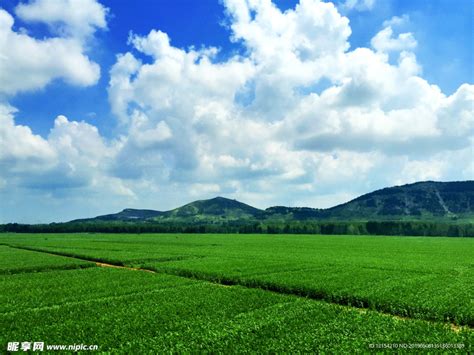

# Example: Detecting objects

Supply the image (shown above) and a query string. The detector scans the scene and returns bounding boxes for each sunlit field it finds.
[1,233,472,352]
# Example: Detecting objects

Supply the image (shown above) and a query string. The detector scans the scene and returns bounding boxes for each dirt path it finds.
[95,261,156,273]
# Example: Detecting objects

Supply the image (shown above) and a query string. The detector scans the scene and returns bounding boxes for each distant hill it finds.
[75,181,474,223]
[157,197,264,221]
[321,181,474,220]
[74,208,163,222]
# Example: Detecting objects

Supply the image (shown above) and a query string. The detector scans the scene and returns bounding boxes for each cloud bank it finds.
[1,0,472,222]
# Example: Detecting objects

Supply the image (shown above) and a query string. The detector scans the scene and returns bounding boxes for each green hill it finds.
[75,181,474,223]
[321,181,474,220]
[75,208,163,222]
[156,196,264,222]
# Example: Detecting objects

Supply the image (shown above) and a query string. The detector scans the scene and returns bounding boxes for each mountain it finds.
[74,208,163,222]
[76,197,263,223]
[75,181,474,223]
[321,181,474,220]
[159,197,263,220]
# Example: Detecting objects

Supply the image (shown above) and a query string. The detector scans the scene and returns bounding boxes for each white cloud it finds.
[395,158,445,185]
[0,5,102,96]
[383,15,409,28]
[128,112,173,149]
[371,18,417,53]
[48,115,110,168]
[0,104,56,173]
[1,0,473,222]
[15,0,108,40]
[223,0,351,117]
[102,0,472,211]
[189,183,221,197]
[437,84,474,137]
[108,53,142,123]
[340,0,375,12]
[0,105,125,196]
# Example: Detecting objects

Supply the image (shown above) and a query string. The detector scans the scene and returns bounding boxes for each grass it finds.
[0,233,472,352]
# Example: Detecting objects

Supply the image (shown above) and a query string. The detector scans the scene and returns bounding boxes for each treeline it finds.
[0,220,473,237]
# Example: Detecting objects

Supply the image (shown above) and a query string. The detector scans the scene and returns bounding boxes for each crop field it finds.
[0,233,472,352]
[0,245,94,275]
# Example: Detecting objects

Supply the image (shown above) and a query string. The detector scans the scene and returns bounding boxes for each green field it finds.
[1,233,472,352]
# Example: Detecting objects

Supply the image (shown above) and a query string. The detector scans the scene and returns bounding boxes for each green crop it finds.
[1,268,470,353]
[0,245,94,274]
[0,233,472,352]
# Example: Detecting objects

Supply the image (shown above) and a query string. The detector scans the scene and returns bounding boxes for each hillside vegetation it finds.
[321,181,473,220]
[2,181,473,236]
[77,181,474,223]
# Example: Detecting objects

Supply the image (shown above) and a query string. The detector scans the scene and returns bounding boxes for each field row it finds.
[1,233,472,326]
[1,267,470,353]
[0,245,95,274]
[144,259,473,325]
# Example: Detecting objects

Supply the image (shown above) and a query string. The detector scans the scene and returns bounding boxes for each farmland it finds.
[0,233,472,352]
[0,245,94,275]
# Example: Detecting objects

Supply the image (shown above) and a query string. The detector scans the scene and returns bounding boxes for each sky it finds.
[0,0,472,223]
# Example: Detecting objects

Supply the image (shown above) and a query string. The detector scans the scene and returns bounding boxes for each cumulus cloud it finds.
[0,104,56,173]
[396,158,446,185]
[1,0,473,221]
[371,27,417,53]
[371,15,417,53]
[0,107,114,190]
[0,105,139,224]
[224,0,351,117]
[102,0,472,210]
[15,0,108,39]
[0,3,104,96]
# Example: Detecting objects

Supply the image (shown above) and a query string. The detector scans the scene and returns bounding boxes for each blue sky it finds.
[0,0,472,222]
[4,0,472,137]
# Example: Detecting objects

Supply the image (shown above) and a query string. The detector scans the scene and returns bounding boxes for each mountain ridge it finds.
[74,180,474,223]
